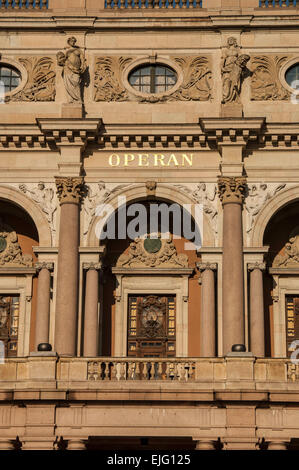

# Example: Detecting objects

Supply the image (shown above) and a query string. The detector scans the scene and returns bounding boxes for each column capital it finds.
[197,262,217,272]
[83,262,102,271]
[218,176,247,205]
[55,176,85,205]
[248,262,266,272]
[35,262,54,272]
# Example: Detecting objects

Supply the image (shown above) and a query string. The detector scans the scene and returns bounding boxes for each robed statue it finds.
[221,37,250,104]
[57,37,87,104]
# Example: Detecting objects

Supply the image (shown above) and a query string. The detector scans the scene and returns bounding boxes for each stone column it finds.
[35,262,53,350]
[54,177,84,356]
[83,262,101,357]
[248,262,266,357]
[218,176,246,355]
[197,263,217,357]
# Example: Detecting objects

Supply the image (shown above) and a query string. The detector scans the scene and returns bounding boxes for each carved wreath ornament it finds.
[117,234,188,268]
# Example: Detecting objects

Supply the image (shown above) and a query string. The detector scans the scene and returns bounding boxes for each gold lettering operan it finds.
[108,153,194,167]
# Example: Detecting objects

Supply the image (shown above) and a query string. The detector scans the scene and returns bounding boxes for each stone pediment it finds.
[0,220,32,267]
[116,234,188,268]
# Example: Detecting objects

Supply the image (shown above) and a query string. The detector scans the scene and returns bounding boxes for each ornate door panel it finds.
[0,295,20,358]
[128,295,176,357]
[286,295,299,357]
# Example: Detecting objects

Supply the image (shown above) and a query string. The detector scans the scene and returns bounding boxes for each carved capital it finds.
[83,262,102,271]
[197,262,217,272]
[248,262,266,272]
[218,176,247,205]
[35,262,54,272]
[55,177,84,205]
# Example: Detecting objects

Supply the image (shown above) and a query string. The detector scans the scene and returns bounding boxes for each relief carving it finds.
[117,234,188,268]
[273,226,299,267]
[245,183,286,234]
[218,176,247,205]
[251,56,290,101]
[138,296,166,339]
[221,37,250,104]
[55,176,85,205]
[94,55,212,102]
[8,57,56,102]
[83,182,129,235]
[19,182,57,235]
[0,220,32,267]
[57,37,87,104]
[94,56,133,102]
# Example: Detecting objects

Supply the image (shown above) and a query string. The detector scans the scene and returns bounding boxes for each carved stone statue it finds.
[273,226,299,267]
[57,37,86,104]
[221,37,250,104]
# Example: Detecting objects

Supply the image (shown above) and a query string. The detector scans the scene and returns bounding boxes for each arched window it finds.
[128,63,177,94]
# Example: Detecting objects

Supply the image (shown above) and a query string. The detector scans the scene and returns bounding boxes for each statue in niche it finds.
[57,37,87,104]
[221,37,250,104]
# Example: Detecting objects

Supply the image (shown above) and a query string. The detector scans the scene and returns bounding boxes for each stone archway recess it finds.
[87,183,214,248]
[251,185,299,247]
[0,185,52,246]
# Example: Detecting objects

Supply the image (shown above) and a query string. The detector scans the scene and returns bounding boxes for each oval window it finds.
[0,64,21,94]
[285,64,299,90]
[129,64,177,94]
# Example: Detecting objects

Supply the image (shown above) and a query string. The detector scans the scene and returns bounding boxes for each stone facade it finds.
[0,0,299,450]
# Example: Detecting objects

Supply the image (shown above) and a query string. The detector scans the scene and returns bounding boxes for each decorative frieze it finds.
[251,55,290,101]
[245,183,286,234]
[94,56,133,102]
[18,182,57,236]
[217,176,247,205]
[116,234,189,268]
[55,177,85,205]
[273,228,299,267]
[0,220,32,267]
[7,57,56,102]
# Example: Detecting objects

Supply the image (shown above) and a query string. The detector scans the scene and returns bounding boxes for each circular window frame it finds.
[0,58,27,99]
[279,57,299,95]
[122,57,183,100]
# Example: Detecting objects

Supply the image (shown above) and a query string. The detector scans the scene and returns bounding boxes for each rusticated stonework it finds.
[94,55,212,102]
[117,234,188,268]
[218,176,247,205]
[273,227,299,267]
[0,220,32,267]
[8,57,56,102]
[94,56,133,102]
[55,177,85,205]
[251,56,291,101]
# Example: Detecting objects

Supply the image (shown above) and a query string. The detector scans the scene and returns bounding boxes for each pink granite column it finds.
[83,263,101,357]
[35,262,53,350]
[54,177,84,356]
[249,262,266,357]
[218,176,246,355]
[197,262,217,357]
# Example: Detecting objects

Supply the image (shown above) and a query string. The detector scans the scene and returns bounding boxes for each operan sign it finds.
[108,153,193,167]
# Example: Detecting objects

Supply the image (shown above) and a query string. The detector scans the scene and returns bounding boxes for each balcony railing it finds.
[0,0,48,8]
[105,0,202,9]
[259,0,297,6]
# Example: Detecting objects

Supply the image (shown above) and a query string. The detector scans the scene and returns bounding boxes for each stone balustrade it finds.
[105,0,202,8]
[0,0,48,8]
[0,357,299,389]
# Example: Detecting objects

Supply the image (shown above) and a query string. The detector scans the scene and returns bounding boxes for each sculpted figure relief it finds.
[221,37,250,104]
[19,182,57,235]
[57,37,87,104]
[273,226,299,267]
